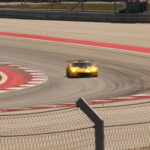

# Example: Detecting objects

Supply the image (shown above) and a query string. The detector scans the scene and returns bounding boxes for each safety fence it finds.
[94,99,150,150]
[0,98,149,150]
[0,9,150,23]
[0,0,149,12]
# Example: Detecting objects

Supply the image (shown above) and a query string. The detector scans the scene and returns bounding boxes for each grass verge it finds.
[0,3,128,11]
[0,2,149,12]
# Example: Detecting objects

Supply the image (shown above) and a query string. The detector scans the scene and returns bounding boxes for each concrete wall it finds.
[0,9,150,23]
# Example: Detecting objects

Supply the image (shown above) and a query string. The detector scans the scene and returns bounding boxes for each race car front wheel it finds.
[66,71,71,78]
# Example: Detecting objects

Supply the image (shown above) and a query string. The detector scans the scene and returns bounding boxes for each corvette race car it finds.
[66,60,98,78]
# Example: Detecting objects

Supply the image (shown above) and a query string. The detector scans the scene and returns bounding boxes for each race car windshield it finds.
[72,63,92,68]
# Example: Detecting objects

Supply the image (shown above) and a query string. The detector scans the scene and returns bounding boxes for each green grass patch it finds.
[0,3,124,11]
[0,3,149,11]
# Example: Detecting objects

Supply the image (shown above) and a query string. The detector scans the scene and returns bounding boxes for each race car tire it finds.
[66,71,72,78]
[93,74,98,77]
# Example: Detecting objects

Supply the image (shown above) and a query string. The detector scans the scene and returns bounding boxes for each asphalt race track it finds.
[0,20,150,109]
[0,35,149,109]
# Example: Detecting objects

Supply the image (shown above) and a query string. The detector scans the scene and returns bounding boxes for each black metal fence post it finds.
[76,97,104,150]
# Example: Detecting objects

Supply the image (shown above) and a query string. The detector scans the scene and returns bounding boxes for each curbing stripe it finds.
[0,62,48,93]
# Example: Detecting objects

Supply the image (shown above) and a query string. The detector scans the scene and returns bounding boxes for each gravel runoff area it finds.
[0,19,150,150]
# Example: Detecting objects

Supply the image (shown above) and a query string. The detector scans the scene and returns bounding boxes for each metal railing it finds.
[0,98,149,150]
[76,97,104,150]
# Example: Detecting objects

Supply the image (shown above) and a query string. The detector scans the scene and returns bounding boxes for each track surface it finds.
[0,19,150,109]
[0,19,150,150]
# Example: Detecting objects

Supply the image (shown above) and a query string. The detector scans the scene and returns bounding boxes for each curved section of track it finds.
[0,21,149,150]
[0,34,150,109]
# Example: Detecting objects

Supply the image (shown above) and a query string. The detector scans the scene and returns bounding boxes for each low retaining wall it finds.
[0,9,150,23]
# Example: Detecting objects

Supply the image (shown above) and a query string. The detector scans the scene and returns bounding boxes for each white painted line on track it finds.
[31,75,47,78]
[18,67,32,69]
[19,84,37,87]
[24,70,36,72]
[91,100,111,102]
[0,62,10,64]
[0,91,7,93]
[25,70,42,72]
[132,94,150,96]
[30,72,45,75]
[0,71,7,85]
[31,78,47,81]
[7,87,25,90]
[28,81,44,84]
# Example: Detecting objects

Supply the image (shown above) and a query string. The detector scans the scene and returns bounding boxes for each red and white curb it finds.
[0,61,48,92]
[0,93,150,112]
[89,94,150,105]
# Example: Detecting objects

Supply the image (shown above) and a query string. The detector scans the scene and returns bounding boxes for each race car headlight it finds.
[86,69,90,72]
[71,68,77,72]
[91,67,97,71]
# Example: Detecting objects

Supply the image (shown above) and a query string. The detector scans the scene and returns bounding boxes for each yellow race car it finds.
[66,60,99,78]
